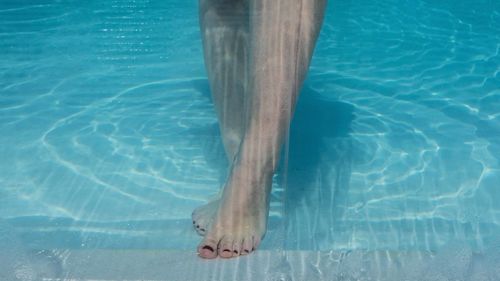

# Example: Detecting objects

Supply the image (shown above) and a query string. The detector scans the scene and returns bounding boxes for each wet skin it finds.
[192,0,326,259]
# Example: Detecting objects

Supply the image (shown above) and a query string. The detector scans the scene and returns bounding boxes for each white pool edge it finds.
[35,247,498,281]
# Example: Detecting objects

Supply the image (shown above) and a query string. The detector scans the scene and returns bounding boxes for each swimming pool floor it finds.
[2,248,500,281]
[1,0,500,279]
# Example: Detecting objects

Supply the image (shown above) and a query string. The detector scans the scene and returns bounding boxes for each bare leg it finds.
[197,0,326,259]
[199,0,249,161]
[191,0,249,236]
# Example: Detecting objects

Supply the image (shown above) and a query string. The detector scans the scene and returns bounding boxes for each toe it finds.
[218,236,234,258]
[195,224,206,236]
[198,237,219,259]
[241,237,253,255]
[232,239,242,257]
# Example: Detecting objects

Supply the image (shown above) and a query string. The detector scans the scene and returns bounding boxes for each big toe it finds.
[197,238,219,259]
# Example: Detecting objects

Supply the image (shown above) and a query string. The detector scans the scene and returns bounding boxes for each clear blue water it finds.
[1,0,499,279]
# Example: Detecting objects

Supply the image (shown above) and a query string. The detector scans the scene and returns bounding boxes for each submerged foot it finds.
[192,199,219,236]
[196,173,271,259]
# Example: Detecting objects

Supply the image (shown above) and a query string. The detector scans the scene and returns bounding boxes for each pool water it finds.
[1,0,499,280]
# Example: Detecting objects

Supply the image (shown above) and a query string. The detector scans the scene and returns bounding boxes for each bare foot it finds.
[196,170,272,259]
[192,199,219,236]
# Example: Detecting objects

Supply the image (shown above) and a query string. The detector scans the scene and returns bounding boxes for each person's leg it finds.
[191,0,249,236]
[197,0,326,259]
[199,0,249,161]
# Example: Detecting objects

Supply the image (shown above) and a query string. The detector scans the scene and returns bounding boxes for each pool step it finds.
[31,247,499,281]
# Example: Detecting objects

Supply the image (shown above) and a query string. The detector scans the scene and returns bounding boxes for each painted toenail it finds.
[202,245,214,252]
[196,225,200,228]
[200,228,205,231]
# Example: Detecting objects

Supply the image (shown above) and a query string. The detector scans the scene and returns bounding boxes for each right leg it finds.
[197,0,326,259]
[192,0,249,236]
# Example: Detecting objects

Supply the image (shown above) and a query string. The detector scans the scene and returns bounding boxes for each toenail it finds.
[200,228,205,231]
[192,221,195,224]
[243,250,249,254]
[196,225,199,228]
[233,250,238,254]
[202,245,214,252]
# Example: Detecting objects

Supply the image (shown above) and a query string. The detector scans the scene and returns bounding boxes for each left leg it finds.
[198,0,326,259]
[192,0,250,236]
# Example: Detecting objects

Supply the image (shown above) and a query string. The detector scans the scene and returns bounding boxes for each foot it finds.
[196,171,271,259]
[192,199,219,236]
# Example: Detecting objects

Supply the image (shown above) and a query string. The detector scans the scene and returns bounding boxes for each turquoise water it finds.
[1,0,499,279]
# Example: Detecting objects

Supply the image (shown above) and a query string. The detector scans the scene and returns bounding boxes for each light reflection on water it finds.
[0,0,499,260]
